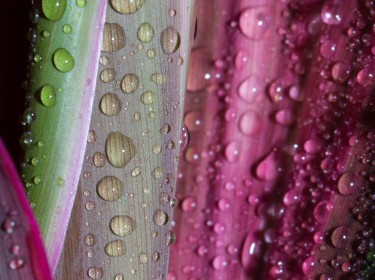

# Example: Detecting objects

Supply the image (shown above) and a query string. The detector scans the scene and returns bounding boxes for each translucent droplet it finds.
[275,109,294,126]
[40,84,56,107]
[357,68,374,86]
[53,48,74,73]
[114,274,125,280]
[184,111,202,132]
[181,197,197,212]
[152,167,163,179]
[321,1,342,25]
[102,23,126,52]
[110,0,145,14]
[57,177,64,186]
[153,209,168,226]
[21,108,37,125]
[151,73,166,84]
[76,0,87,7]
[121,73,139,93]
[320,41,336,58]
[131,167,140,177]
[99,56,110,65]
[137,22,154,43]
[140,91,155,105]
[239,7,270,39]
[110,215,135,237]
[160,26,180,54]
[42,0,67,21]
[238,76,261,103]
[20,132,37,150]
[152,251,160,262]
[147,48,156,59]
[166,231,176,246]
[212,255,229,271]
[225,142,240,162]
[93,152,106,167]
[34,54,42,63]
[105,240,126,257]
[84,233,95,246]
[330,61,350,84]
[100,93,121,116]
[139,252,148,264]
[88,267,103,279]
[160,123,171,134]
[105,131,136,168]
[9,257,24,270]
[87,130,96,143]
[62,24,72,34]
[100,68,116,83]
[152,145,162,154]
[239,111,262,136]
[331,226,348,248]
[338,172,357,195]
[256,152,277,181]
[97,176,124,201]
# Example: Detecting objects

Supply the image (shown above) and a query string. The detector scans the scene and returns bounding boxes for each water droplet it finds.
[76,0,87,7]
[114,274,125,280]
[140,91,155,105]
[304,139,321,153]
[357,68,374,86]
[131,167,140,177]
[139,252,148,264]
[100,68,116,83]
[184,111,202,132]
[93,152,106,167]
[212,255,229,271]
[151,73,166,84]
[166,231,176,246]
[34,54,42,63]
[53,48,74,72]
[42,0,67,21]
[338,172,357,195]
[320,41,336,58]
[239,111,262,136]
[302,257,315,275]
[239,7,270,39]
[84,233,95,246]
[238,76,261,103]
[147,48,156,59]
[331,226,349,248]
[331,61,350,83]
[99,56,110,65]
[105,240,126,257]
[275,109,294,125]
[87,130,96,143]
[105,131,136,168]
[62,24,72,34]
[321,1,342,25]
[9,257,24,270]
[110,215,135,236]
[102,23,126,52]
[121,73,139,93]
[225,142,240,162]
[137,22,154,43]
[97,176,124,201]
[160,123,171,134]
[100,93,122,116]
[179,125,190,151]
[88,267,103,279]
[152,251,160,262]
[152,145,162,154]
[256,152,278,181]
[21,108,37,125]
[110,0,145,14]
[57,177,64,186]
[20,132,37,150]
[40,84,56,107]
[181,197,197,212]
[153,209,168,226]
[152,167,163,179]
[160,26,180,54]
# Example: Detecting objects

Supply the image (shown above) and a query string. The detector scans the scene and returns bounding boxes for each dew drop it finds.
[100,93,122,116]
[331,226,349,248]
[166,231,176,246]
[114,274,124,280]
[97,176,124,201]
[152,167,163,179]
[331,61,350,83]
[21,108,36,125]
[179,125,190,151]
[110,0,145,15]
[87,130,96,143]
[239,7,270,40]
[212,255,229,271]
[139,252,148,264]
[181,197,197,212]
[153,209,168,226]
[88,267,103,279]
[238,76,261,103]
[76,0,87,7]
[93,152,106,167]
[184,111,202,132]
[110,215,135,236]
[275,109,294,126]
[105,240,126,257]
[320,41,336,58]
[121,73,139,93]
[137,22,154,43]
[20,132,37,150]
[62,24,72,34]
[140,91,155,105]
[105,131,136,168]
[42,0,67,21]
[357,68,374,86]
[131,167,140,177]
[152,251,160,262]
[100,68,116,83]
[151,73,166,84]
[256,152,278,181]
[99,56,110,65]
[239,111,262,136]
[40,84,56,107]
[338,172,357,195]
[9,257,24,270]
[225,142,240,162]
[147,48,156,59]
[101,23,126,52]
[53,48,74,73]
[321,1,342,25]
[84,233,95,246]
[160,26,180,54]
[152,145,162,154]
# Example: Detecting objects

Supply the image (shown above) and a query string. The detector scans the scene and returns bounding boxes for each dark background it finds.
[0,1,32,164]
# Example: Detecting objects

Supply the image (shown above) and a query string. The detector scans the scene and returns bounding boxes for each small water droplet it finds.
[137,22,154,43]
[140,91,155,105]
[110,215,135,236]
[62,24,72,34]
[9,257,24,270]
[152,167,163,179]
[238,76,261,103]
[275,109,294,125]
[181,197,197,212]
[239,7,270,40]
[338,172,357,195]
[87,130,96,143]
[102,23,126,52]
[105,240,126,257]
[121,73,139,93]
[110,0,145,14]
[184,111,202,132]
[153,209,168,226]
[152,145,162,154]
[88,267,103,279]
[76,0,87,7]
[331,61,350,83]
[212,255,229,271]
[139,252,148,264]
[256,152,278,181]
[100,93,121,116]
[357,68,374,86]
[93,152,106,167]
[151,73,166,84]
[53,48,74,72]
[147,48,156,59]
[97,176,124,201]
[100,68,116,83]
[166,231,176,246]
[321,1,342,25]
[106,131,136,168]
[40,84,56,107]
[84,233,95,246]
[114,274,124,280]
[20,132,37,150]
[131,167,140,177]
[160,26,180,54]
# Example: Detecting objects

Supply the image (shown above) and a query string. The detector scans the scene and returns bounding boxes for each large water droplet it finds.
[105,132,136,168]
[42,0,66,21]
[105,240,126,257]
[160,26,180,54]
[97,176,124,201]
[53,48,74,72]
[153,209,168,226]
[338,172,357,195]
[331,226,349,248]
[40,84,56,107]
[121,73,139,93]
[239,111,262,136]
[137,22,154,43]
[239,7,270,40]
[110,0,145,14]
[256,152,278,181]
[100,68,116,83]
[110,215,135,236]
[166,231,176,246]
[102,23,126,52]
[100,93,122,116]
[321,1,342,25]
